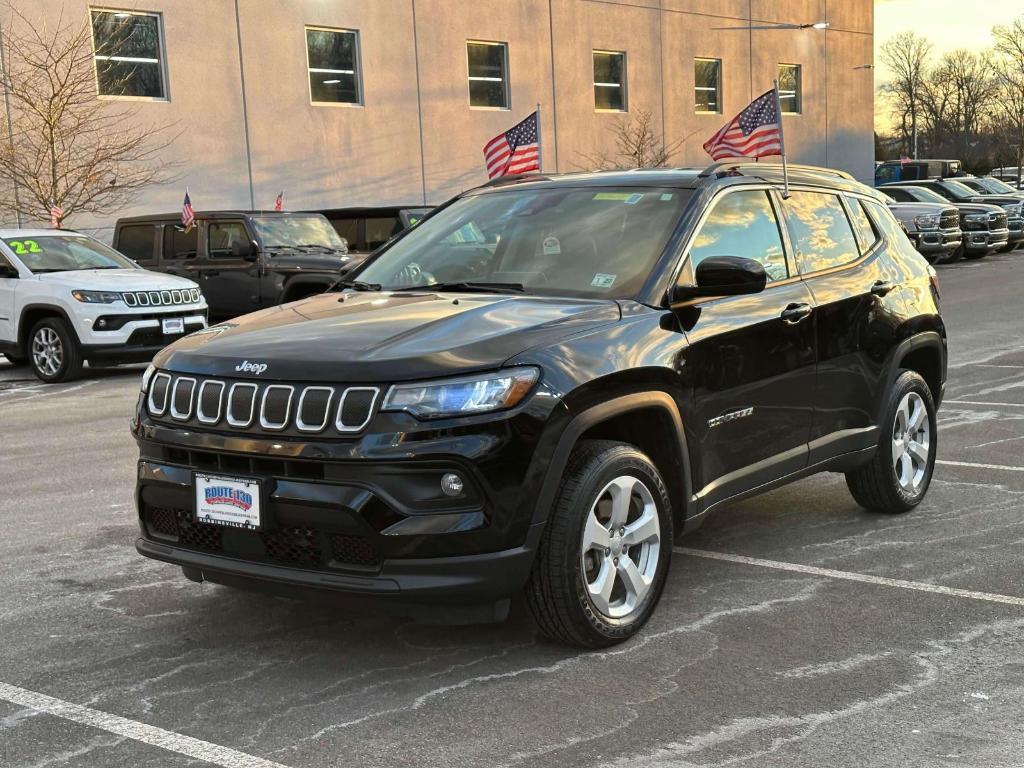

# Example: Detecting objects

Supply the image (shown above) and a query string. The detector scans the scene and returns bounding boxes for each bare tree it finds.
[0,3,177,227]
[880,32,933,158]
[992,19,1024,185]
[920,49,997,165]
[576,109,688,170]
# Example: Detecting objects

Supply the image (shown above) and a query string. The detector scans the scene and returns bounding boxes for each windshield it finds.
[978,177,1018,194]
[356,187,691,299]
[908,187,949,204]
[251,215,348,250]
[941,180,983,200]
[1,235,136,273]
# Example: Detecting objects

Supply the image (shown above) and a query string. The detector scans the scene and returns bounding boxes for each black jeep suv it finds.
[133,165,946,648]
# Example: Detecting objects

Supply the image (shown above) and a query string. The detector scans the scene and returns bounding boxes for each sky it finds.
[874,0,1024,130]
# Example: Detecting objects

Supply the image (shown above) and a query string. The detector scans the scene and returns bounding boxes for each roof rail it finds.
[480,173,550,188]
[698,160,854,181]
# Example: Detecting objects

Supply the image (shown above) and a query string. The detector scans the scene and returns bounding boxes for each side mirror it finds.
[231,239,259,261]
[671,255,767,303]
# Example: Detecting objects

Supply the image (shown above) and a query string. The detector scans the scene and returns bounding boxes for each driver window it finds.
[208,222,248,258]
[688,190,788,283]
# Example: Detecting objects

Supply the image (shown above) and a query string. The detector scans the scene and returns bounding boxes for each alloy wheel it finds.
[31,327,63,377]
[891,391,931,494]
[580,474,662,620]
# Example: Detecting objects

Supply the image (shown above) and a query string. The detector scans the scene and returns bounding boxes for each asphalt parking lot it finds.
[2,252,1024,768]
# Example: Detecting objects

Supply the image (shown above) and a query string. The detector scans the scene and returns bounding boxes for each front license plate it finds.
[194,473,262,530]
[162,317,185,335]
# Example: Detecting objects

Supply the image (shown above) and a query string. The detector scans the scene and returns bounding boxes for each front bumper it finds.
[132,387,566,601]
[964,228,1009,253]
[913,227,962,254]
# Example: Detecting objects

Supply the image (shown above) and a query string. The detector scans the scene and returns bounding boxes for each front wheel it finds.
[846,371,937,514]
[525,440,673,648]
[29,317,83,383]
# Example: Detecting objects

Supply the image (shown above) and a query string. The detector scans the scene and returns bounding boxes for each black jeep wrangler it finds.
[114,211,351,322]
[133,165,946,647]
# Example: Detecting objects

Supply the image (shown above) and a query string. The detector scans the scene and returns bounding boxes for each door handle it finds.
[871,280,897,297]
[780,302,813,324]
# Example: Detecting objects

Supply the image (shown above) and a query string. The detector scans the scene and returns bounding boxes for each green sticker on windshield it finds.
[5,239,42,255]
[593,192,633,201]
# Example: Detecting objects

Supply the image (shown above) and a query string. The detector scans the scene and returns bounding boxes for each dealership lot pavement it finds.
[2,253,1024,768]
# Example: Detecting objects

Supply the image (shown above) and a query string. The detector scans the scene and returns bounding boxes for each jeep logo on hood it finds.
[235,360,268,375]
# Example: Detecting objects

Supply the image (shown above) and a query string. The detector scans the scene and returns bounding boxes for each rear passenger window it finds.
[782,191,860,274]
[329,217,359,248]
[364,216,402,250]
[117,225,157,264]
[847,198,879,254]
[688,190,788,283]
[163,225,198,260]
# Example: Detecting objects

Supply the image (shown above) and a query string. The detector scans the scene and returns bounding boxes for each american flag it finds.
[181,190,195,231]
[49,202,63,228]
[703,88,783,161]
[483,111,540,179]
[274,191,284,211]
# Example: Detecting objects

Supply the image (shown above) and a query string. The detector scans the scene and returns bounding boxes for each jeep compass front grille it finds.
[147,373,380,436]
[124,288,201,307]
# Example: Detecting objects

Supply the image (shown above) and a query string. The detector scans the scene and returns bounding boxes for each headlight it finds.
[383,367,539,419]
[964,212,989,224]
[913,214,940,229]
[140,364,156,394]
[72,289,122,303]
[1003,203,1023,216]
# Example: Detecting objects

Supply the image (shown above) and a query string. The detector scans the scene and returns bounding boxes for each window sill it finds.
[694,110,722,115]
[469,105,511,111]
[310,101,364,108]
[97,94,169,103]
[594,108,627,113]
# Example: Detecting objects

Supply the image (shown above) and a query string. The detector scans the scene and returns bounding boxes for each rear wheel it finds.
[525,440,673,648]
[29,317,83,383]
[845,371,936,514]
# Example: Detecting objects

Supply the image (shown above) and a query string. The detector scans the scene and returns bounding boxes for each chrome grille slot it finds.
[147,375,379,436]
[296,387,334,433]
[260,385,294,431]
[170,377,196,420]
[227,383,258,427]
[336,387,379,432]
[124,289,200,306]
[196,380,225,424]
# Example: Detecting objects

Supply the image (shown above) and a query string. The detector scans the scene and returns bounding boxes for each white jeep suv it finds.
[0,229,208,382]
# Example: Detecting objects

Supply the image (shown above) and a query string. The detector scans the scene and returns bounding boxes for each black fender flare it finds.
[18,303,79,352]
[881,330,946,420]
[278,275,336,304]
[530,391,692,528]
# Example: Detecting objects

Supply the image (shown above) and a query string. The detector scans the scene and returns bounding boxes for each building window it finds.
[90,9,167,99]
[694,58,721,113]
[778,63,802,114]
[306,27,362,105]
[593,51,626,111]
[467,41,509,109]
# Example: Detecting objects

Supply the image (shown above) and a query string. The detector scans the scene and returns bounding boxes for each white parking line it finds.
[944,400,1024,408]
[675,548,1024,607]
[937,459,1024,472]
[0,682,290,768]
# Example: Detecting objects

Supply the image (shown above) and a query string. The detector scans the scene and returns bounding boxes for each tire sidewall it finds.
[886,371,938,507]
[567,448,673,641]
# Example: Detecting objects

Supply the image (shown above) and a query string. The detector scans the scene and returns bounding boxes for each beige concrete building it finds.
[2,0,874,240]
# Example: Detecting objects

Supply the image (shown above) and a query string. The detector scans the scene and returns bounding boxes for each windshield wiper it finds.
[293,244,340,253]
[391,281,525,294]
[333,279,382,292]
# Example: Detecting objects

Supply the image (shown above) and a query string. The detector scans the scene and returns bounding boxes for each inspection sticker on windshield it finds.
[542,236,561,255]
[591,273,617,288]
[593,192,644,204]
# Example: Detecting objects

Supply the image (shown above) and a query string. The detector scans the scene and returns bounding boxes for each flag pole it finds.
[536,102,543,173]
[772,80,790,198]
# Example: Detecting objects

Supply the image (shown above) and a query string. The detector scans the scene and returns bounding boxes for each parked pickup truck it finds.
[875,192,962,263]
[114,211,352,322]
[881,180,1022,258]
[875,158,963,187]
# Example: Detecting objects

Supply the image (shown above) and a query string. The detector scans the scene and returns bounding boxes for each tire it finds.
[845,371,937,514]
[525,440,673,648]
[28,316,83,383]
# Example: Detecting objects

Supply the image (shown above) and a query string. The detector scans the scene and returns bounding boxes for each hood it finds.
[265,252,352,272]
[154,291,622,382]
[965,194,1022,210]
[36,268,198,291]
[886,202,952,218]
[955,202,1006,215]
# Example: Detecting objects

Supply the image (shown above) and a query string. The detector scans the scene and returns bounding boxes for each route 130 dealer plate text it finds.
[194,473,262,529]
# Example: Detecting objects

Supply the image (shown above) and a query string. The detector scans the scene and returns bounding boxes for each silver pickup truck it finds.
[876,195,963,264]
